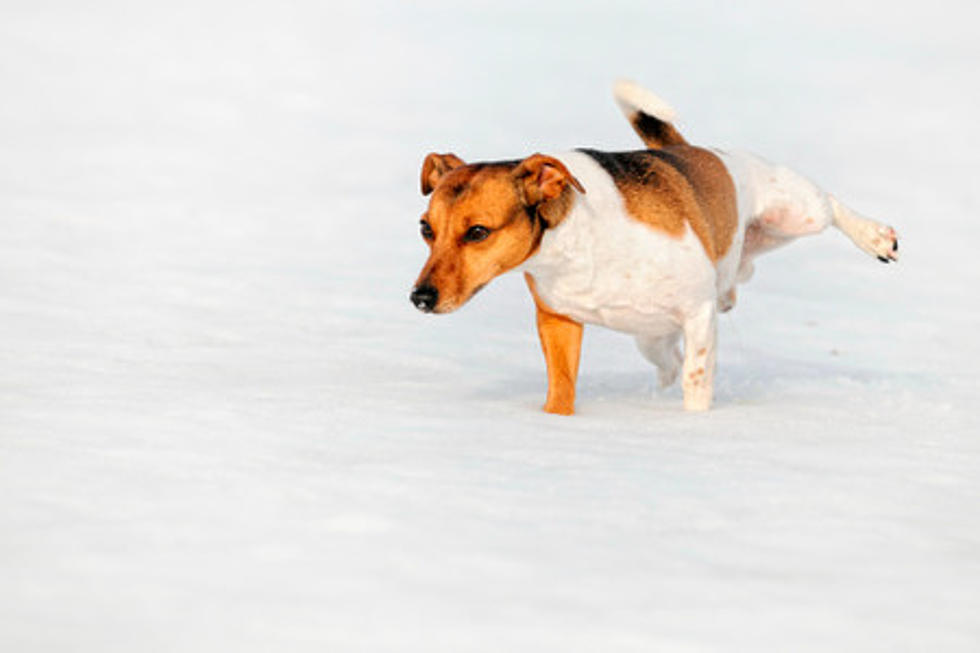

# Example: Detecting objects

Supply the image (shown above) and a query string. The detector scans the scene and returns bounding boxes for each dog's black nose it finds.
[410,284,438,312]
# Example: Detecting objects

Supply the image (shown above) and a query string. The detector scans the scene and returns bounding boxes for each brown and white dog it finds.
[410,80,899,415]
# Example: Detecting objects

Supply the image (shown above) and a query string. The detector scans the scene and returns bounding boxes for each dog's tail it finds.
[613,79,688,149]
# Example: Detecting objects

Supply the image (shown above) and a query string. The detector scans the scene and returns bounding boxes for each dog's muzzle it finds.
[410,284,438,313]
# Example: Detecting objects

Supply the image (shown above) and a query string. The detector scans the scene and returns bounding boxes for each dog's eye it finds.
[463,225,491,243]
[420,220,434,241]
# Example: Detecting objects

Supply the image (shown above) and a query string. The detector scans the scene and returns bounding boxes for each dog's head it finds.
[410,152,584,313]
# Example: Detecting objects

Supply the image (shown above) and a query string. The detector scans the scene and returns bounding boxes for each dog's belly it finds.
[523,151,717,336]
[532,275,687,337]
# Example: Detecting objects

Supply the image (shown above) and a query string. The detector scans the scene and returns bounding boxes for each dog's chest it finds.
[523,152,716,336]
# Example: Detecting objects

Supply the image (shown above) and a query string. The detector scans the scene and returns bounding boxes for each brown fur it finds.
[628,110,689,149]
[421,152,466,195]
[415,153,580,313]
[525,273,583,415]
[579,147,738,262]
[514,154,584,209]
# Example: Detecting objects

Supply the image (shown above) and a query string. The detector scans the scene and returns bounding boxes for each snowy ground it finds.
[2,1,979,651]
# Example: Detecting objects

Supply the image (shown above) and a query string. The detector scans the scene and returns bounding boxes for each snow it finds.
[1,1,979,650]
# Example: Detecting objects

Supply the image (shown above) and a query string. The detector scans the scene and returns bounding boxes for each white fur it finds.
[716,150,834,230]
[612,79,678,123]
[715,149,899,265]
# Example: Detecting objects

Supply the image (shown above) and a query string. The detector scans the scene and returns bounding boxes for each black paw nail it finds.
[877,256,890,263]
[892,240,898,252]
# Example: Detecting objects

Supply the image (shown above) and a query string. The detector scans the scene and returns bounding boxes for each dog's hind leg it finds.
[742,162,899,263]
[635,331,682,389]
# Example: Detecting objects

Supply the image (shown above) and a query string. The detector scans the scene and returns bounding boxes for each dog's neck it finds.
[520,184,580,265]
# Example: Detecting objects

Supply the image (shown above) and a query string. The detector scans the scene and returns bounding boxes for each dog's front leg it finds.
[681,301,717,411]
[525,273,583,415]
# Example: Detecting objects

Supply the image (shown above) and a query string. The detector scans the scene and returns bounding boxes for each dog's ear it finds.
[513,154,585,207]
[421,152,466,195]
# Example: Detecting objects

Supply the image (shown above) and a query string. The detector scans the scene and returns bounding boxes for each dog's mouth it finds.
[469,282,488,300]
[447,283,488,312]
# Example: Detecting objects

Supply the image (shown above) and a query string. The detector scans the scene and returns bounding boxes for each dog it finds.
[410,80,899,415]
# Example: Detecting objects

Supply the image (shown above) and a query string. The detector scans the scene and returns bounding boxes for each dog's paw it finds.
[872,225,899,263]
[542,399,575,416]
[658,364,680,389]
[852,220,899,263]
[717,288,736,313]
[656,346,682,389]
[683,393,712,411]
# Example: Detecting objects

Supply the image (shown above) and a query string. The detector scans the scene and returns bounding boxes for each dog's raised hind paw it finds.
[831,198,899,263]
[852,221,898,263]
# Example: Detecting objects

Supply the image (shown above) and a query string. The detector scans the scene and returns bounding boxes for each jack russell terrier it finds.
[410,80,899,415]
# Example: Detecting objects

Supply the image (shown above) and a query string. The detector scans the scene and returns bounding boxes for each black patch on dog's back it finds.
[577,148,697,188]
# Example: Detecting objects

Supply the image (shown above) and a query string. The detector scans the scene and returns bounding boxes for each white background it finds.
[1,1,979,650]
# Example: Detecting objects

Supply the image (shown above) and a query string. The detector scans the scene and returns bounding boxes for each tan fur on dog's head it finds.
[411,152,584,314]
